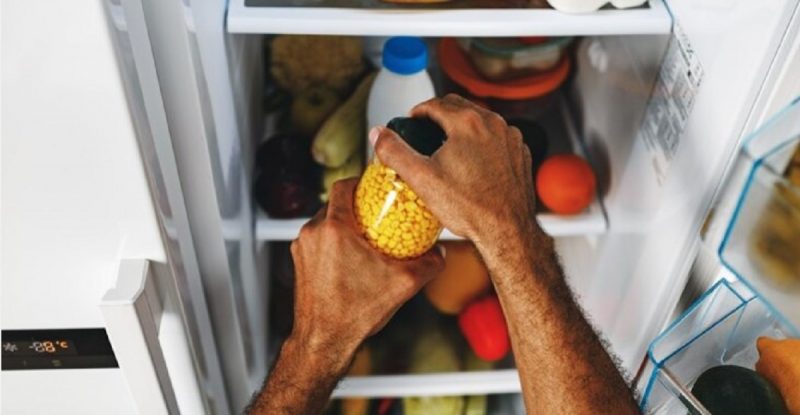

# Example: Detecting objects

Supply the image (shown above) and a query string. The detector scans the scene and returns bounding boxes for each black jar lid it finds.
[386,117,446,157]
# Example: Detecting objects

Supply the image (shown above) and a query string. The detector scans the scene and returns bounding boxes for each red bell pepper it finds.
[458,295,510,362]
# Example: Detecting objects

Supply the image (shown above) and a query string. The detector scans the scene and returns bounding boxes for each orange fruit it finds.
[535,154,596,215]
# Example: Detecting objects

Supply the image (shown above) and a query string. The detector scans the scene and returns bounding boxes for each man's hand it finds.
[290,178,445,358]
[248,178,444,415]
[373,94,537,247]
[373,95,640,414]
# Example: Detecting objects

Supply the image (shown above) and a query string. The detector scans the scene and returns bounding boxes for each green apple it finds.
[290,87,341,137]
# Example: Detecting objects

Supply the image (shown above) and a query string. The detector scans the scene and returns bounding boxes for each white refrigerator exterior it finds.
[3,1,157,414]
[2,1,215,414]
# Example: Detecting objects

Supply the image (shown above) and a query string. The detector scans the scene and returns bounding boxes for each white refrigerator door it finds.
[106,0,267,410]
[101,259,205,415]
[101,0,240,412]
[585,0,800,371]
[1,1,201,414]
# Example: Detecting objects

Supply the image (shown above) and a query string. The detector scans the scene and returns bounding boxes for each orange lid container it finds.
[438,38,571,100]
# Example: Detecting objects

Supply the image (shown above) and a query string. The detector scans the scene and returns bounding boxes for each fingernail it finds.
[368,126,383,147]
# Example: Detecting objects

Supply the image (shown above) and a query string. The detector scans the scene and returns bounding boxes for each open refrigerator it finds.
[98,0,800,413]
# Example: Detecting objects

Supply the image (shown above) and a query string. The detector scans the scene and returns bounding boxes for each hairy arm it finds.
[478,221,638,413]
[246,337,354,414]
[375,94,640,414]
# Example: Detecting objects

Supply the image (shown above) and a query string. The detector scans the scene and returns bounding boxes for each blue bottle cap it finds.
[382,37,428,75]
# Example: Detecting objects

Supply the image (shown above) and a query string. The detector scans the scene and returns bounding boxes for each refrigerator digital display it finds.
[1,329,117,370]
[3,339,78,356]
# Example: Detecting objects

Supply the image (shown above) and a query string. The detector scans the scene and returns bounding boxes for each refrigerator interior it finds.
[109,0,800,412]
[247,33,670,398]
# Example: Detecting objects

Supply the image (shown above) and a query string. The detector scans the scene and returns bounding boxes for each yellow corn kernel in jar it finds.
[354,161,441,259]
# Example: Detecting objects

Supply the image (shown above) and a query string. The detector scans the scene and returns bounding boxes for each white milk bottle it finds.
[367,36,435,158]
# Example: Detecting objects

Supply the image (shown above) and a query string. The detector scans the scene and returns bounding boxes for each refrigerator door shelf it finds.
[639,97,800,414]
[226,0,671,37]
[719,96,800,330]
[254,97,608,241]
[637,279,795,414]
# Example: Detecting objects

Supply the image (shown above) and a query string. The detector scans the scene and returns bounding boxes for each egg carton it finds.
[547,0,647,13]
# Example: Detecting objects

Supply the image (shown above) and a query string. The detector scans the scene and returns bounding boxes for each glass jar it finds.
[456,37,572,82]
[439,38,570,121]
[354,117,445,259]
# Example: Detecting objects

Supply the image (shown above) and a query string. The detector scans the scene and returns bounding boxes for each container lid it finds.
[471,36,572,57]
[383,37,428,75]
[386,117,446,157]
[439,38,570,100]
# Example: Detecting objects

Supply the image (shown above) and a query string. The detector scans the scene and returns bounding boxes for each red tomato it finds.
[458,295,510,362]
[535,154,596,215]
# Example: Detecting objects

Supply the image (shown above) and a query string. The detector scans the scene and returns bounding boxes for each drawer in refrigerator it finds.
[637,279,796,414]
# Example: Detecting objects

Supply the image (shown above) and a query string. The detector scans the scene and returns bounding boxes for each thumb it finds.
[371,126,438,193]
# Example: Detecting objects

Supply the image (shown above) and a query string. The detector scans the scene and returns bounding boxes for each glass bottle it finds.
[355,117,445,259]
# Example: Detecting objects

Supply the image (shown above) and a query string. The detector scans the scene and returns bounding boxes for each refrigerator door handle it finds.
[101,259,203,415]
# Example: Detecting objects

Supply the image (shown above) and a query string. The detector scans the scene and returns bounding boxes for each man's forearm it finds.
[247,336,354,415]
[476,221,640,414]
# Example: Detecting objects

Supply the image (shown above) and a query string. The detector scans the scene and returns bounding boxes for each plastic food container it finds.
[355,117,446,259]
[637,279,797,414]
[456,37,572,81]
[439,38,570,121]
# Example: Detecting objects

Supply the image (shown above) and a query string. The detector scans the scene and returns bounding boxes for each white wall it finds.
[2,0,165,413]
